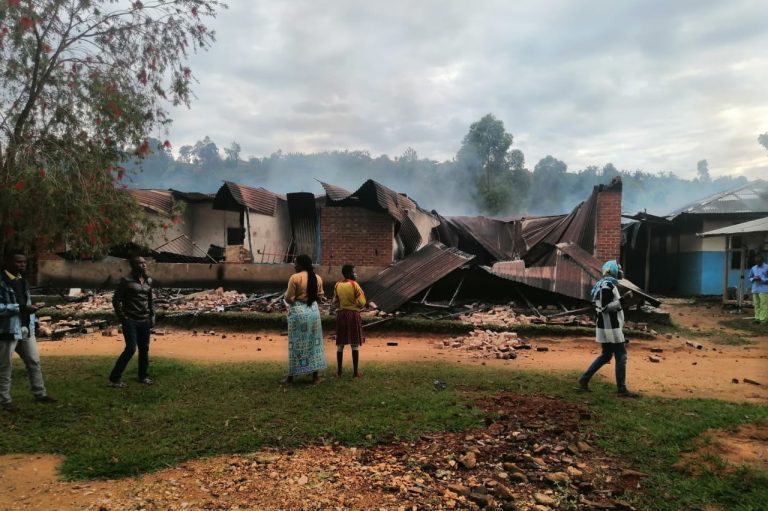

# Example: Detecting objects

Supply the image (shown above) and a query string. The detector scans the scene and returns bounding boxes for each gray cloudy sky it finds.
[166,0,768,180]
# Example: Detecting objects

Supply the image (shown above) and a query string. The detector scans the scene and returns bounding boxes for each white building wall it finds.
[187,202,239,256]
[134,212,189,254]
[701,219,736,251]
[246,201,292,262]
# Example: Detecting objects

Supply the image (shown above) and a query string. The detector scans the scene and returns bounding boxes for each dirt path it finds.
[38,322,768,403]
[2,303,767,510]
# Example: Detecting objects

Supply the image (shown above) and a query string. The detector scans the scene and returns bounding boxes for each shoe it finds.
[1,402,18,412]
[618,391,642,399]
[34,395,57,403]
[108,381,127,388]
[353,372,364,379]
[575,379,591,392]
[139,377,154,385]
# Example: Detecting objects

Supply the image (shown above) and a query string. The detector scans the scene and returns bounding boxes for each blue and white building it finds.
[623,180,768,296]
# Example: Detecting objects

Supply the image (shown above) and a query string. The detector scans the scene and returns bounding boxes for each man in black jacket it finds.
[0,249,56,411]
[109,255,155,387]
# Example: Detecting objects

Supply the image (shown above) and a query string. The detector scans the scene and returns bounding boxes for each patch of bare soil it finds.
[0,393,646,511]
[675,422,768,477]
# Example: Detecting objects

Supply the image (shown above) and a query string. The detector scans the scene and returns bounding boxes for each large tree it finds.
[0,0,224,257]
[456,114,528,214]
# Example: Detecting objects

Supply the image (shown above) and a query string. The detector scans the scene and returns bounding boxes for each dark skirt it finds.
[335,309,363,346]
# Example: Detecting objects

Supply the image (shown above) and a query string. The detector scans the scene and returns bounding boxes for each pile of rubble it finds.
[50,288,291,315]
[459,306,537,327]
[160,288,287,314]
[36,316,111,339]
[458,304,594,328]
[48,288,391,318]
[86,393,642,511]
[436,329,545,360]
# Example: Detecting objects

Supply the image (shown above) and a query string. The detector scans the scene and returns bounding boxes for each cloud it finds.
[164,0,768,179]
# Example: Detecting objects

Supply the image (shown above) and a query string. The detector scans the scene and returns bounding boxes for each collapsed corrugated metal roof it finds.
[322,179,418,222]
[170,190,214,203]
[128,189,214,216]
[521,188,598,266]
[666,180,768,218]
[435,216,523,263]
[319,181,353,202]
[485,243,660,306]
[364,242,476,313]
[129,189,175,216]
[212,181,284,216]
[436,179,614,268]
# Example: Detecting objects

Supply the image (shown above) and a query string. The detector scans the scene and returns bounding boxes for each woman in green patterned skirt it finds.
[284,254,326,383]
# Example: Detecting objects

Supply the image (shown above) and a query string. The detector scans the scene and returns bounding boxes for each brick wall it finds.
[594,180,622,264]
[320,207,394,266]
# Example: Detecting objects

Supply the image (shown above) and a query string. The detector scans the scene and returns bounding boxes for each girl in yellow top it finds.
[331,265,366,378]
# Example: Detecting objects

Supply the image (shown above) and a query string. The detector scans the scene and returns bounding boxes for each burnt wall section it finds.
[319,206,394,266]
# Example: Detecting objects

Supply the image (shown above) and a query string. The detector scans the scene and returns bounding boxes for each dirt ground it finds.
[1,302,766,510]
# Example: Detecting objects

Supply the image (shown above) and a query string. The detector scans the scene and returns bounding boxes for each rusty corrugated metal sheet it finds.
[364,243,475,312]
[129,189,175,216]
[398,209,440,256]
[486,243,661,306]
[170,190,214,203]
[213,181,281,216]
[486,245,597,301]
[322,179,421,222]
[319,181,353,202]
[521,189,597,266]
[442,216,524,261]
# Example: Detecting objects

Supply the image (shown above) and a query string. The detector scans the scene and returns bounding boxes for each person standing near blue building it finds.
[749,254,768,324]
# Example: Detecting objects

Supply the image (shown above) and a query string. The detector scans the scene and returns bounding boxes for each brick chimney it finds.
[593,177,622,263]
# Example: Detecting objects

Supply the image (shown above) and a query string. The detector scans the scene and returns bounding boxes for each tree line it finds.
[130,113,752,218]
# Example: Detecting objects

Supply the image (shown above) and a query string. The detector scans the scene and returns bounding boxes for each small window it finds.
[227,227,245,245]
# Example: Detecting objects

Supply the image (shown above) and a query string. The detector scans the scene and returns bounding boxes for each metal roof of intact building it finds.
[667,180,768,218]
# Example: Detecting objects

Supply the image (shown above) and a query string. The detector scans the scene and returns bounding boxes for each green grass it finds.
[0,357,766,511]
[574,390,768,510]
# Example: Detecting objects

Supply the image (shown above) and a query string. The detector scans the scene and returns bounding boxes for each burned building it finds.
[212,182,292,263]
[129,189,236,261]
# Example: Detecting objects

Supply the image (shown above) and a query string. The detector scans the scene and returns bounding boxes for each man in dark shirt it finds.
[0,249,56,411]
[109,256,155,387]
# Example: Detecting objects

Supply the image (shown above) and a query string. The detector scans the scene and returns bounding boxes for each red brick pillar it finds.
[594,177,622,263]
